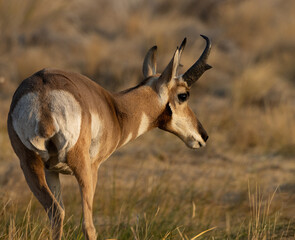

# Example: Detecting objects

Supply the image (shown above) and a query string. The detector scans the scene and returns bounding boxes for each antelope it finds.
[7,35,212,240]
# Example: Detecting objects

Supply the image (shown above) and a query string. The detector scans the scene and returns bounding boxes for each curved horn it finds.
[177,38,187,73]
[183,35,212,86]
[179,37,187,56]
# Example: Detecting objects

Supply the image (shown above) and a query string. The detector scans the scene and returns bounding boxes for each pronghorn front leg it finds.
[67,149,97,240]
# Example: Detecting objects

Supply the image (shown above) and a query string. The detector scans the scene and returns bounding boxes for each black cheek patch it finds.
[156,103,172,129]
[166,103,172,116]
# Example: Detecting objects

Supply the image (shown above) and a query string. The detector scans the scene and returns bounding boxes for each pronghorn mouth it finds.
[186,135,206,149]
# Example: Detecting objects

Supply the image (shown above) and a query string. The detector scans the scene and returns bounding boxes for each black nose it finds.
[199,128,208,142]
[197,119,208,142]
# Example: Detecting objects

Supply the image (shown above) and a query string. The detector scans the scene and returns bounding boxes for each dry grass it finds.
[0,163,293,239]
[0,0,295,239]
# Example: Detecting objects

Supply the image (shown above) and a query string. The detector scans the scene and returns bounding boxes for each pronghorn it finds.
[7,35,212,240]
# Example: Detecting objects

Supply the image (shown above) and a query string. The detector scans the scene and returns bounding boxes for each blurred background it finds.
[0,0,294,239]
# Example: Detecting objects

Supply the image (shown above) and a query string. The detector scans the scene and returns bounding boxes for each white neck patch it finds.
[89,112,102,159]
[136,113,150,138]
[121,132,133,147]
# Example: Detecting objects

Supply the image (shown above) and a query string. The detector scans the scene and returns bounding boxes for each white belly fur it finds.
[12,90,82,164]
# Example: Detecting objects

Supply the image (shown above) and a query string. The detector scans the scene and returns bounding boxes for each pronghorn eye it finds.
[178,92,189,102]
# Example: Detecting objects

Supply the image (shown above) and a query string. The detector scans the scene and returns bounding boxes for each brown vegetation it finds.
[0,0,294,239]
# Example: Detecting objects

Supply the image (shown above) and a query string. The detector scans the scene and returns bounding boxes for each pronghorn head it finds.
[142,35,212,149]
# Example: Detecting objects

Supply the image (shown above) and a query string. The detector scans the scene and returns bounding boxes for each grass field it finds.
[0,0,294,239]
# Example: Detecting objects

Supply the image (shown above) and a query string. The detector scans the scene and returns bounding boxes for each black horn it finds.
[183,35,212,86]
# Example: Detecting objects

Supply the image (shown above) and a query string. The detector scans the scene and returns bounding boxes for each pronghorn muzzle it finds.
[187,120,208,149]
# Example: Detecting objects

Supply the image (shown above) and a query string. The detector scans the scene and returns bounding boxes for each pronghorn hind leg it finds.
[91,161,100,193]
[19,154,65,240]
[67,149,97,240]
[45,169,64,209]
[8,126,64,240]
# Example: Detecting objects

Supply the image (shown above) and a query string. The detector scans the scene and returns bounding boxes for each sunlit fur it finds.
[7,38,210,240]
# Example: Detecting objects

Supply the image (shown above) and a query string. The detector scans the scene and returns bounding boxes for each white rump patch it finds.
[49,90,82,161]
[136,113,149,138]
[12,90,82,162]
[12,92,43,151]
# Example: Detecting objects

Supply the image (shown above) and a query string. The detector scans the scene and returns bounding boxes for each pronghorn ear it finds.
[158,47,180,86]
[176,37,186,75]
[178,37,186,60]
[142,46,157,78]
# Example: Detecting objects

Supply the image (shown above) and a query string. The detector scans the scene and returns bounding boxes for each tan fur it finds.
[7,38,211,240]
